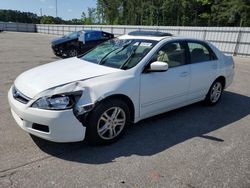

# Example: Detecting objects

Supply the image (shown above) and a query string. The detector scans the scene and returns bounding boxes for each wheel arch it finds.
[97,94,135,123]
[214,76,226,89]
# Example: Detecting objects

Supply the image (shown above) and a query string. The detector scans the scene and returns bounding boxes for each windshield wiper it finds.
[99,42,132,65]
[115,42,132,54]
[98,48,119,65]
[120,42,141,69]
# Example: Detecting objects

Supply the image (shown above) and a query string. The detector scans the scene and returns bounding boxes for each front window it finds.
[80,38,156,69]
[151,42,187,68]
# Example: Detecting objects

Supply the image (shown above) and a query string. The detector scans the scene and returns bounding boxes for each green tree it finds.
[0,9,40,23]
[40,16,55,24]
[96,0,250,26]
[211,0,250,26]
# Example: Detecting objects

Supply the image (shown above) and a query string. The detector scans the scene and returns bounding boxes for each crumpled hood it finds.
[14,57,122,98]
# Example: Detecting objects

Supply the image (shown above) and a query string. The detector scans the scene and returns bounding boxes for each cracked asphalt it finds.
[0,32,250,188]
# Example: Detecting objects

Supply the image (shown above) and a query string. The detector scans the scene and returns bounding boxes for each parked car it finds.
[51,30,114,57]
[8,31,234,145]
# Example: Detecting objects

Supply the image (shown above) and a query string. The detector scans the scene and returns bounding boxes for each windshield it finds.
[80,38,156,69]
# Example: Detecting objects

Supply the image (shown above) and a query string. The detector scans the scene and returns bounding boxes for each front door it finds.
[140,41,191,118]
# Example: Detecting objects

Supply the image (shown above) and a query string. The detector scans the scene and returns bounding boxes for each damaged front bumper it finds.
[51,45,63,56]
[8,86,87,143]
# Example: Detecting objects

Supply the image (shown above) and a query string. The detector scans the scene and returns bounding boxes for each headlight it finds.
[31,92,82,110]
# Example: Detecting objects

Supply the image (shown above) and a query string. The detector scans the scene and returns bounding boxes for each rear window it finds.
[102,32,113,40]
[188,42,217,63]
[85,32,102,42]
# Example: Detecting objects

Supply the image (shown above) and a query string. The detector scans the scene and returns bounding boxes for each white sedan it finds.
[8,31,234,144]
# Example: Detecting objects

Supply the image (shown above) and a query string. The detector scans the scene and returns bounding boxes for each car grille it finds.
[12,86,31,104]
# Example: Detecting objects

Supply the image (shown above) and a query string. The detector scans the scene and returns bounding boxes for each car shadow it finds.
[31,91,250,164]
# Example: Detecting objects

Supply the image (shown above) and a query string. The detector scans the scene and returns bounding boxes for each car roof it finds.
[119,34,208,44]
[128,31,173,37]
[170,36,210,43]
[81,30,112,34]
[118,34,168,41]
[117,30,172,41]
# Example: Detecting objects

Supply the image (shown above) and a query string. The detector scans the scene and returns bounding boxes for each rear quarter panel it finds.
[207,42,234,88]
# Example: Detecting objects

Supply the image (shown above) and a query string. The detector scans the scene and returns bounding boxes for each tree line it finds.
[0,9,90,25]
[96,0,250,26]
[1,0,250,27]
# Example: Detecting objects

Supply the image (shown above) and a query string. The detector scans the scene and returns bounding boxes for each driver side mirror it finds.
[147,61,169,72]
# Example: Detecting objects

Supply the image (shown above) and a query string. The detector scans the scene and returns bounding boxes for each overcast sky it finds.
[0,0,97,20]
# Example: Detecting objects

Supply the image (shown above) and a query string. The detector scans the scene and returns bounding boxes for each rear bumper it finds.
[8,87,86,143]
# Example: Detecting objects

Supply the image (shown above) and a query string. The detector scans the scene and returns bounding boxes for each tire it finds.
[204,79,224,106]
[85,99,131,145]
[55,52,62,57]
[66,48,78,57]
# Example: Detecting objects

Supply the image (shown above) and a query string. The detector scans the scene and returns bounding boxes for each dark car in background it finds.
[51,30,114,57]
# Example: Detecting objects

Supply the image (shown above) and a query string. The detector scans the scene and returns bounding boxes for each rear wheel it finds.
[85,99,130,145]
[204,80,223,105]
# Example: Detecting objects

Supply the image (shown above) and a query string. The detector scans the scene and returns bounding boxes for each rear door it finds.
[186,41,218,100]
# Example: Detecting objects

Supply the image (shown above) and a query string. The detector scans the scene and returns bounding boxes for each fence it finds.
[0,22,36,32]
[1,22,250,57]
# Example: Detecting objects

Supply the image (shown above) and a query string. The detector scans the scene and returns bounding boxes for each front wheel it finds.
[85,99,131,145]
[204,80,223,105]
[66,48,78,57]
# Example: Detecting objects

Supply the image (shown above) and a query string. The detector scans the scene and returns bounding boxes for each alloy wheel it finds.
[97,107,126,140]
[210,82,222,103]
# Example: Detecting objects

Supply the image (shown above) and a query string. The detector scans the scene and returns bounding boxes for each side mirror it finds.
[148,61,168,72]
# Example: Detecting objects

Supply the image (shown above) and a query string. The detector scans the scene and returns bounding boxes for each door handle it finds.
[180,71,189,77]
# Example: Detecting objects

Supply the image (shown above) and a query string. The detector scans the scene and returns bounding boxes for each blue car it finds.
[51,30,114,57]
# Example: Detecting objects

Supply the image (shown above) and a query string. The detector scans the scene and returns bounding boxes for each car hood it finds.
[51,37,75,46]
[14,57,122,98]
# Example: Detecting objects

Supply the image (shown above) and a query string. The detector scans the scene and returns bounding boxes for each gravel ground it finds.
[0,32,249,188]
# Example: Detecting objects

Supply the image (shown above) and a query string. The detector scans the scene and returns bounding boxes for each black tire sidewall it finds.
[85,99,131,145]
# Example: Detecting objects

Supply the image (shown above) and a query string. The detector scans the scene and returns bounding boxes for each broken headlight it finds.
[31,92,82,110]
